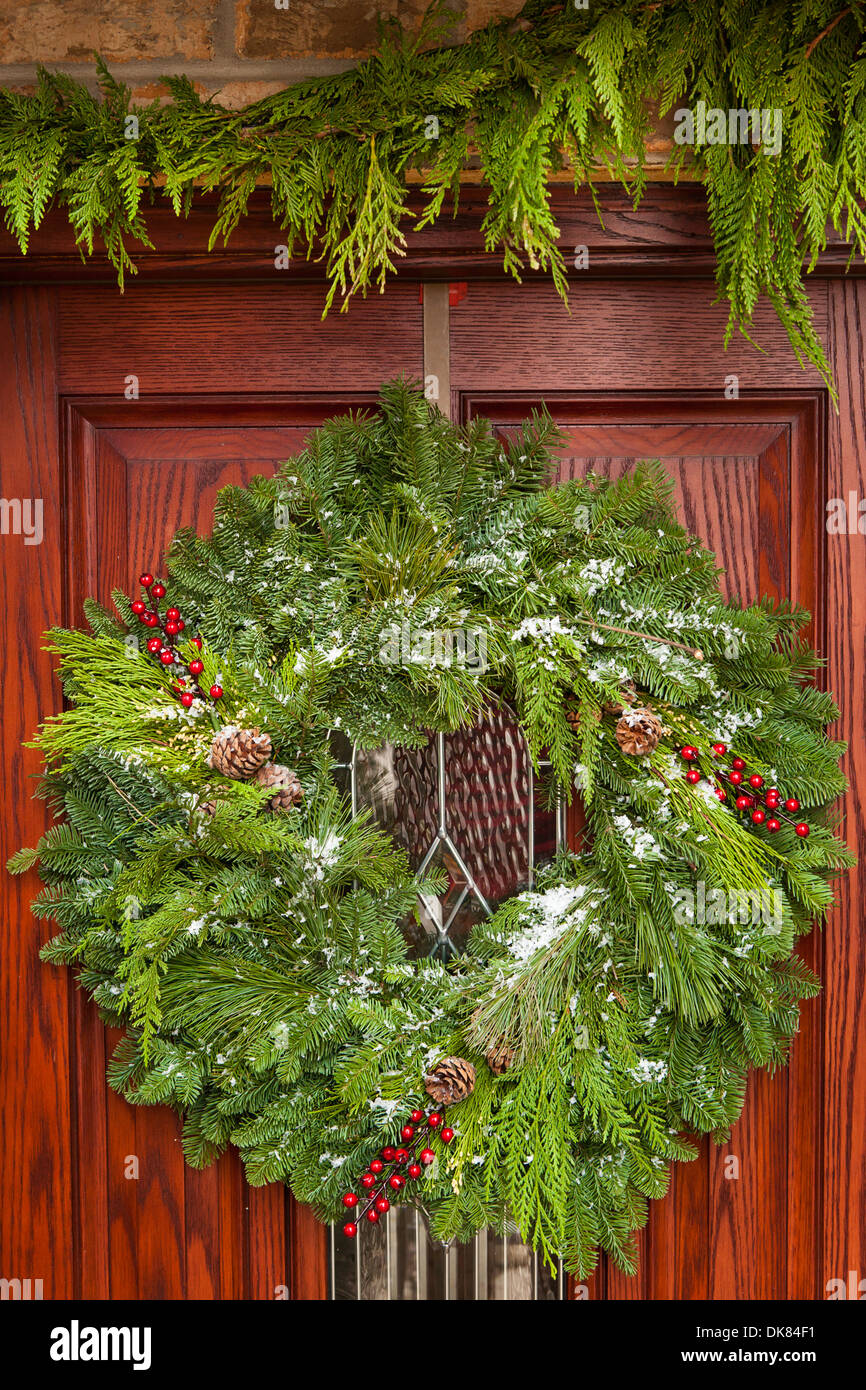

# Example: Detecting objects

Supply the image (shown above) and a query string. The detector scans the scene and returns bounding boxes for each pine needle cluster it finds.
[1,2,865,386]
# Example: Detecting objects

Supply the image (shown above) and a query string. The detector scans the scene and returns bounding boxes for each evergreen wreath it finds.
[2,0,866,392]
[9,383,853,1276]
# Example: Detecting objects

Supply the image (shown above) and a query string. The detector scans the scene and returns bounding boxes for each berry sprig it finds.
[131,570,223,708]
[340,1106,456,1239]
[679,742,810,838]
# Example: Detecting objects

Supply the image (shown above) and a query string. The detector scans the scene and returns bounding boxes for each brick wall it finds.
[0,0,528,107]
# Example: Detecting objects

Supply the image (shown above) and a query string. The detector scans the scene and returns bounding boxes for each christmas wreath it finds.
[9,383,853,1277]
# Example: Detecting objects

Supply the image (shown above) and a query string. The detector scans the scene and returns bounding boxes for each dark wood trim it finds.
[1,187,859,285]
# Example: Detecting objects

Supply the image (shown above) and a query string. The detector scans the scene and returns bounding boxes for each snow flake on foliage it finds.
[369,1096,402,1121]
[697,703,764,743]
[503,884,591,963]
[511,615,574,643]
[579,557,629,596]
[628,1057,668,1086]
[612,813,662,861]
[304,831,341,879]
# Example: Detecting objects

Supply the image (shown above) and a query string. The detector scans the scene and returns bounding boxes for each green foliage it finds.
[2,2,866,386]
[8,383,853,1277]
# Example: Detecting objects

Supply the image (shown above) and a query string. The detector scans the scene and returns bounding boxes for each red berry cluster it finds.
[340,1107,455,1239]
[679,743,810,838]
[131,571,222,706]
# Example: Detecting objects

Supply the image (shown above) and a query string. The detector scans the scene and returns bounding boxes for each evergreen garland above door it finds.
[1,0,865,392]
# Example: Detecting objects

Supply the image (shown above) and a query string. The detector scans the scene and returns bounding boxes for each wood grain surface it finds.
[471,394,829,1300]
[0,201,862,1300]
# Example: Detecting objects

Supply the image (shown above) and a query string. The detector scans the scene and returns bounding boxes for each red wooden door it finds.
[1,283,422,1301]
[1,197,863,1299]
[470,393,825,1299]
[63,398,383,1300]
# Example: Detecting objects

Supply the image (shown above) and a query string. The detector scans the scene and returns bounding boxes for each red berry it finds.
[151,582,166,599]
[728,770,743,785]
[180,692,195,708]
[146,637,162,654]
[165,621,179,636]
[166,607,180,621]
[407,1164,422,1179]
[138,572,154,589]
[366,1209,379,1223]
[440,1127,454,1143]
[711,742,727,757]
[401,1125,414,1141]
[685,769,701,784]
[342,1193,358,1208]
[751,809,766,824]
[382,1146,396,1162]
[714,787,726,801]
[375,1197,390,1214]
[394,1148,409,1164]
[160,649,175,665]
[420,1149,435,1165]
[369,1159,383,1175]
[748,774,764,789]
[785,798,800,813]
[209,685,223,700]
[765,788,780,801]
[795,823,810,838]
[767,818,781,832]
[131,599,146,615]
[735,795,752,810]
[410,1110,424,1123]
[342,1222,357,1238]
[189,659,204,676]
[388,1174,403,1191]
[732,757,746,771]
[428,1113,442,1128]
[765,795,780,809]
[176,620,185,632]
[361,1173,375,1190]
[680,746,698,761]
[191,636,202,649]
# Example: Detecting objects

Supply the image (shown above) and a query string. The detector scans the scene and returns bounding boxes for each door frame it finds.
[1,185,863,1300]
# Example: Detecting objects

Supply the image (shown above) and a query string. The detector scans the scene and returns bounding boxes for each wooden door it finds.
[1,197,863,1299]
[467,393,825,1299]
[1,283,422,1300]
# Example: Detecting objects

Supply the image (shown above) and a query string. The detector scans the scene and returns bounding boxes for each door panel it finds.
[3,265,860,1302]
[59,397,380,1299]
[465,393,825,1300]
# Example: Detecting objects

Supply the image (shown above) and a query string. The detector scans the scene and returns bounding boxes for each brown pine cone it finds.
[564,704,601,736]
[253,762,304,811]
[615,707,663,757]
[208,727,273,780]
[424,1056,476,1106]
[602,679,638,716]
[486,1042,514,1077]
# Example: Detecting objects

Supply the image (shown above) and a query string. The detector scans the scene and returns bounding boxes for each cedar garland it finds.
[0,1,864,391]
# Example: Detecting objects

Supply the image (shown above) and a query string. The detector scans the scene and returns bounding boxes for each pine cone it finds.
[424,1056,476,1106]
[486,1042,514,1077]
[564,704,601,736]
[208,726,273,780]
[615,707,663,757]
[253,762,304,811]
[602,679,638,716]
